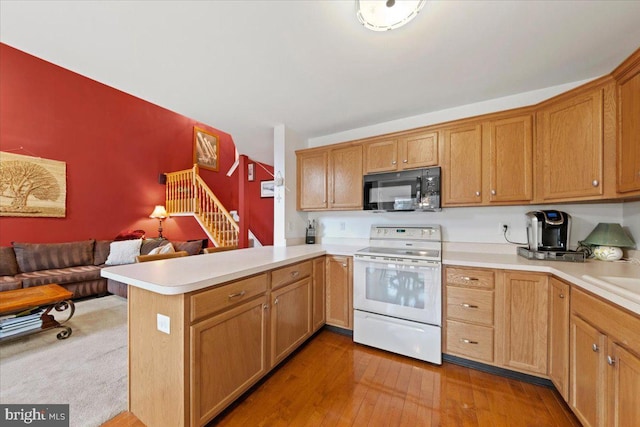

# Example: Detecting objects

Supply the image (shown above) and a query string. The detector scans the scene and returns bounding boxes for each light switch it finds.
[157,313,170,334]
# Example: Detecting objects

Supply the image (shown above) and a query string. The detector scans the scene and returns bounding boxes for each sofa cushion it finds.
[140,239,167,255]
[0,275,22,292]
[12,240,95,273]
[0,246,19,276]
[105,239,142,266]
[173,240,204,256]
[16,265,103,288]
[93,240,112,266]
[148,243,175,255]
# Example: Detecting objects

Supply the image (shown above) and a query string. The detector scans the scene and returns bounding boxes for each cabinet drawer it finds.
[446,267,494,289]
[271,261,312,290]
[446,320,494,362]
[446,286,494,326]
[191,273,268,322]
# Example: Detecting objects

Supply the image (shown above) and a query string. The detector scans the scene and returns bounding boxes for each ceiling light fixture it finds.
[356,0,426,31]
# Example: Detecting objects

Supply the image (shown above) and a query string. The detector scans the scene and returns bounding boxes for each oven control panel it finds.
[370,225,441,242]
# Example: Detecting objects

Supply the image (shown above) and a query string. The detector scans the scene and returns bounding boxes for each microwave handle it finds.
[416,178,421,201]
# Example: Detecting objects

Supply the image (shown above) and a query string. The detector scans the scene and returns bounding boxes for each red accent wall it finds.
[246,160,275,246]
[0,43,273,247]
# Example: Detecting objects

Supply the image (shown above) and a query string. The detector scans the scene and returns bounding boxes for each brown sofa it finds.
[0,238,206,299]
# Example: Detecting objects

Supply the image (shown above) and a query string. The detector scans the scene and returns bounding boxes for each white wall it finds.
[273,124,308,246]
[623,201,640,246]
[308,203,633,250]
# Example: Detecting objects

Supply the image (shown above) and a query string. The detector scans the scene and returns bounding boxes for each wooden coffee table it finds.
[0,284,75,342]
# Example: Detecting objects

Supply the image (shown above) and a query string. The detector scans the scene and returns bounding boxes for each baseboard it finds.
[323,324,353,337]
[442,353,554,388]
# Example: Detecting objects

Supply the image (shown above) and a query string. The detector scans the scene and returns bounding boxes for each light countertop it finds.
[101,243,640,315]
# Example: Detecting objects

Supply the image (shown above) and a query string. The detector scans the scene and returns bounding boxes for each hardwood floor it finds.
[103,329,581,427]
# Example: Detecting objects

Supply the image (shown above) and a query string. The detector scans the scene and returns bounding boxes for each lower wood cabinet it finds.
[548,277,570,401]
[570,287,640,427]
[191,295,269,426]
[312,256,326,332]
[444,266,548,377]
[500,271,549,375]
[270,276,312,366]
[325,255,353,330]
[128,257,325,427]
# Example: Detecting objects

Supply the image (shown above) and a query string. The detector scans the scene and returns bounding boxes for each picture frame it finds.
[193,126,219,171]
[260,180,275,198]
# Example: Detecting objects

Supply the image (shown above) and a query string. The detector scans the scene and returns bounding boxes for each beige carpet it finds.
[0,295,128,427]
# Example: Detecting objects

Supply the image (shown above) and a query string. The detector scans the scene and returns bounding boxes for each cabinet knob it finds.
[291,271,300,278]
[342,263,347,267]
[475,191,481,197]
[263,304,269,310]
[274,298,279,305]
[403,159,408,163]
[592,343,599,352]
[607,355,615,366]
[592,180,599,187]
[391,160,397,165]
[491,189,496,195]
[559,293,565,299]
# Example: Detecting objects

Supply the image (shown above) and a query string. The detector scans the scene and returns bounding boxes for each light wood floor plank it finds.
[104,330,581,427]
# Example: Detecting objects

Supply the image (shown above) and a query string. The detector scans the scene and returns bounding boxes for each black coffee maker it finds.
[526,210,571,251]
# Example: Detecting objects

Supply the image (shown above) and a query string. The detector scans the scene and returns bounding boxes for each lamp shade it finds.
[582,223,635,248]
[357,0,425,32]
[149,205,169,219]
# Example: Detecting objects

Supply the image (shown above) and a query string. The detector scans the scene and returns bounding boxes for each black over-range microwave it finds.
[363,166,441,212]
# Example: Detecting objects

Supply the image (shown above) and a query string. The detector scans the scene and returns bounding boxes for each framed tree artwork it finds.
[193,126,219,171]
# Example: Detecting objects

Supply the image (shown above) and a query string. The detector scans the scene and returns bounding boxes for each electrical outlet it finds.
[157,313,170,334]
[340,222,346,231]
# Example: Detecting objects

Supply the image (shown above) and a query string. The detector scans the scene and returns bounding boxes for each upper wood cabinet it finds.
[297,150,328,210]
[613,48,640,195]
[537,88,605,201]
[296,144,362,211]
[363,131,438,174]
[487,114,533,203]
[442,124,483,205]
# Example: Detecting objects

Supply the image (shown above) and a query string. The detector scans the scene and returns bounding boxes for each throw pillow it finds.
[148,243,175,255]
[105,239,143,266]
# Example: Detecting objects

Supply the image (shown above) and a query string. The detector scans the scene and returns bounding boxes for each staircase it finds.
[164,165,239,248]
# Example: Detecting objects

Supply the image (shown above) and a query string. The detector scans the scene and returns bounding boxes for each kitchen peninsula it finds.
[102,244,640,427]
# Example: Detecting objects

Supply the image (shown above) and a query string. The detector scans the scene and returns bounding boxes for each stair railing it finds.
[165,165,239,247]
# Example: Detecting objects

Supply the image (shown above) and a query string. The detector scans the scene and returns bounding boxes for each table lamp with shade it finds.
[581,223,635,261]
[149,205,169,239]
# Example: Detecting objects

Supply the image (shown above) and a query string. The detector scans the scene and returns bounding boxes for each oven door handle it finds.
[354,255,441,268]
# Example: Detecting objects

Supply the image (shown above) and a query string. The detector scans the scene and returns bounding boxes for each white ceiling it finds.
[2,1,640,164]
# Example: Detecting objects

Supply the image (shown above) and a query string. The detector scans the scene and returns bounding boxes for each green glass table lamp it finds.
[582,223,635,261]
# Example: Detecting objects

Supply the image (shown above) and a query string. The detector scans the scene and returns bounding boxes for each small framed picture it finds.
[260,180,275,198]
[193,126,219,171]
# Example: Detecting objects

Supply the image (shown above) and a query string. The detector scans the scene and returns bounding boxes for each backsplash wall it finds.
[309,201,638,251]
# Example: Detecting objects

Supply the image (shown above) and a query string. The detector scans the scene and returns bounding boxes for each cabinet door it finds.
[329,145,363,209]
[443,124,483,205]
[500,272,548,375]
[548,278,570,401]
[539,89,603,200]
[325,255,353,329]
[609,343,640,427]
[191,296,268,426]
[271,277,312,366]
[570,315,607,427]
[488,115,533,202]
[617,72,640,193]
[312,256,326,332]
[363,138,398,173]
[297,150,328,210]
[400,131,438,169]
